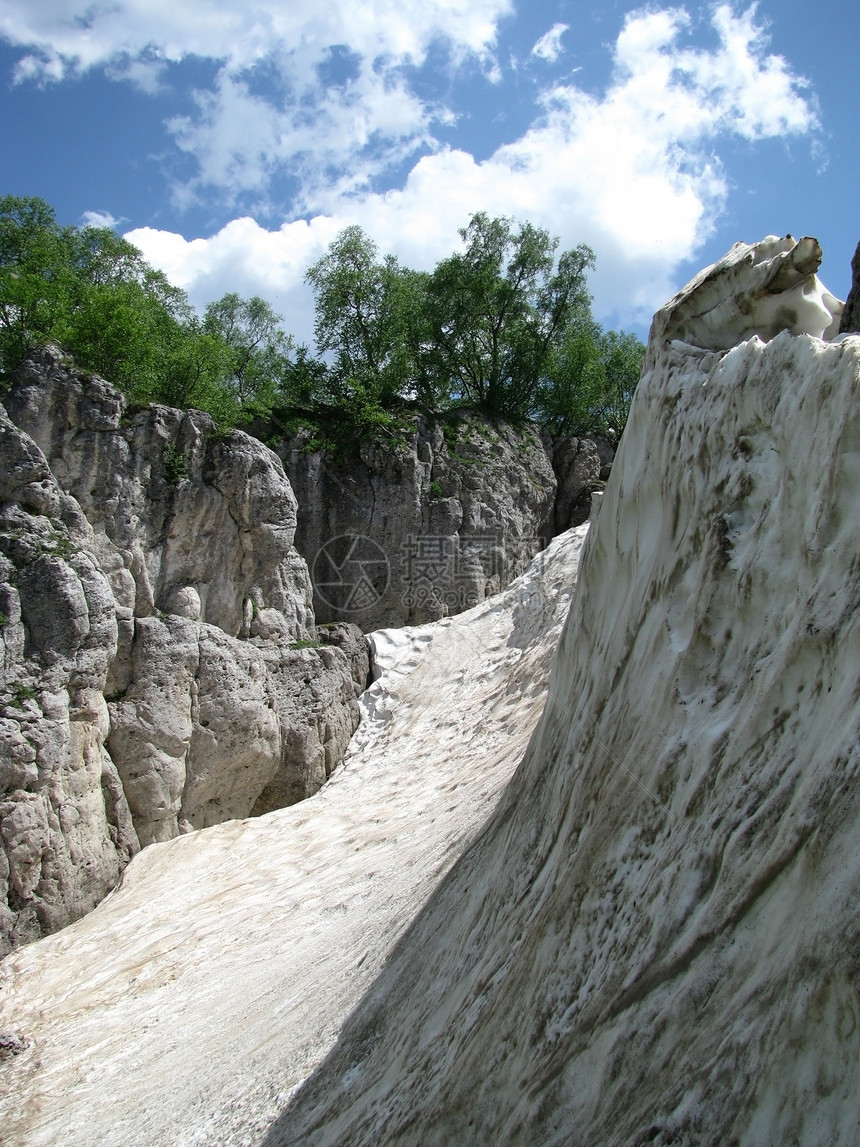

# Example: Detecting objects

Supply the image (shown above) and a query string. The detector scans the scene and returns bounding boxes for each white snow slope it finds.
[0,520,588,1146]
[269,246,860,1145]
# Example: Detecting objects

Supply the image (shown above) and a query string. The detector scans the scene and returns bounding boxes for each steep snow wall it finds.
[0,523,588,1145]
[268,240,860,1145]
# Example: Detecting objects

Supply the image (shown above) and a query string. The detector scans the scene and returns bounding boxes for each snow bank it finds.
[0,523,588,1146]
[270,241,860,1145]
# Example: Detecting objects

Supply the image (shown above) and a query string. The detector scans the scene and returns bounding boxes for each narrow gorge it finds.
[1,234,859,1146]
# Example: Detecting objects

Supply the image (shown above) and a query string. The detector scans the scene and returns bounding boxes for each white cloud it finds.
[165,59,438,208]
[531,23,568,64]
[126,5,818,341]
[0,1,511,77]
[126,215,341,339]
[80,209,122,229]
[106,56,168,95]
[1,0,511,202]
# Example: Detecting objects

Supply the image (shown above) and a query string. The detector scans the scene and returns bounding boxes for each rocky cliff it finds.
[281,414,558,630]
[2,235,857,1146]
[0,348,366,953]
[280,415,613,631]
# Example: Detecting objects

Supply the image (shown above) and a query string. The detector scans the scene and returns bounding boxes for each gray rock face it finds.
[6,345,314,639]
[550,436,603,531]
[0,348,365,952]
[107,617,364,845]
[838,239,860,334]
[249,628,369,816]
[0,407,139,954]
[282,414,557,630]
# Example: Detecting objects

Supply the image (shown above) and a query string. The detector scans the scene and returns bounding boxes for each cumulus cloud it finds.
[531,23,568,64]
[126,216,342,340]
[0,0,511,202]
[126,4,817,340]
[165,59,439,208]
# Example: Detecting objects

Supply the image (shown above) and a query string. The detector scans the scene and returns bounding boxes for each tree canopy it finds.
[0,195,644,443]
[423,213,595,419]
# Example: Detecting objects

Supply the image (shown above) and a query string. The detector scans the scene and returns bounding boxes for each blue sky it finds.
[0,1,856,344]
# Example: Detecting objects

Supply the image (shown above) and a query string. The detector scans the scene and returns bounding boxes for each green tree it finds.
[305,226,428,409]
[0,195,74,371]
[147,318,235,416]
[0,197,197,401]
[423,212,595,420]
[203,292,293,414]
[593,329,644,437]
[537,323,644,439]
[0,195,640,443]
[59,231,195,401]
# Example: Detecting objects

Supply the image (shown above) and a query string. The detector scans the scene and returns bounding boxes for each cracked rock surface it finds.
[0,348,364,951]
[281,414,558,630]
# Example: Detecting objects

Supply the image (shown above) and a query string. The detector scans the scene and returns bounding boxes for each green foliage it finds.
[5,680,38,708]
[0,196,297,428]
[302,228,435,443]
[162,442,188,485]
[203,292,292,416]
[0,198,200,401]
[536,323,644,440]
[423,212,595,421]
[0,196,643,446]
[305,227,425,408]
[0,195,75,371]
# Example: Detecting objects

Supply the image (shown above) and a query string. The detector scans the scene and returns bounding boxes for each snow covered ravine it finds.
[3,234,860,1146]
[0,520,589,1146]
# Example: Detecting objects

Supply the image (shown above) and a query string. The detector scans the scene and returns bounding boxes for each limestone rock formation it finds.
[550,435,603,531]
[838,238,860,333]
[282,413,557,630]
[1,349,365,950]
[6,345,314,639]
[0,406,138,952]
